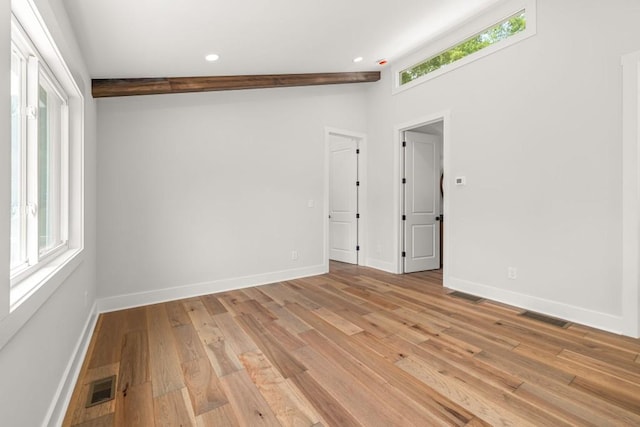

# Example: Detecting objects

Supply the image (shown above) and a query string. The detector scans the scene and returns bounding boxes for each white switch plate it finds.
[307,199,314,208]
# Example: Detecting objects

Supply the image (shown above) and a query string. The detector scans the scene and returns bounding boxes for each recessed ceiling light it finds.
[205,54,220,62]
[353,56,363,63]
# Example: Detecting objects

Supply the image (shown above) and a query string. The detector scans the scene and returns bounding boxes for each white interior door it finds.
[329,134,358,264]
[404,131,441,273]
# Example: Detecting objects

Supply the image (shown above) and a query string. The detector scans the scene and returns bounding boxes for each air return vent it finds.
[86,376,116,408]
[449,291,484,303]
[520,311,570,328]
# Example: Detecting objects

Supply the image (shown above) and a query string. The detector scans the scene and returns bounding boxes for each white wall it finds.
[2,0,638,422]
[97,85,368,305]
[365,0,640,333]
[0,0,97,425]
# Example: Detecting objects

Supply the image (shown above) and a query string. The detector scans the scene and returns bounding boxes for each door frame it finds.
[324,127,367,271]
[394,111,451,276]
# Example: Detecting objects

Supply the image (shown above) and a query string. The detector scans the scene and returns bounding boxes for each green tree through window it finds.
[400,11,526,85]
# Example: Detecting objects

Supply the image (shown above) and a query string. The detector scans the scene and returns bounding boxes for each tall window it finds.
[2,1,83,347]
[10,18,69,283]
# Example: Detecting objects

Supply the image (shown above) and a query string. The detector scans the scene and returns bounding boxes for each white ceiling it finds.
[62,0,503,79]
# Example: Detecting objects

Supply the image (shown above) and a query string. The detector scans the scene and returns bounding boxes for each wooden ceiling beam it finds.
[92,71,381,98]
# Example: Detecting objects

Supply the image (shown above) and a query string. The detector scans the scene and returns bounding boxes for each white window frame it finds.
[392,0,537,94]
[10,18,70,285]
[1,0,84,350]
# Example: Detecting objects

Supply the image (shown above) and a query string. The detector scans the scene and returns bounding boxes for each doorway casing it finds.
[622,49,640,338]
[324,127,367,272]
[394,111,451,277]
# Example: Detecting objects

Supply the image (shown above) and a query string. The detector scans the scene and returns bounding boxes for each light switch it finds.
[455,176,466,186]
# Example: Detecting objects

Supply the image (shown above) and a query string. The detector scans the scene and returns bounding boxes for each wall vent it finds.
[449,291,484,303]
[86,375,116,408]
[520,311,570,328]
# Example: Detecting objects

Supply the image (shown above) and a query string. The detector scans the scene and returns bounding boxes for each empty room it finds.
[2,0,640,425]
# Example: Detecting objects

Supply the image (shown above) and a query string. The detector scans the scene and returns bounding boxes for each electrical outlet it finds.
[291,250,299,260]
[507,267,517,280]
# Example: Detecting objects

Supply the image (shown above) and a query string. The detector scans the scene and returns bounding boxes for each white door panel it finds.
[329,135,358,264]
[331,222,352,250]
[412,224,435,258]
[404,131,441,272]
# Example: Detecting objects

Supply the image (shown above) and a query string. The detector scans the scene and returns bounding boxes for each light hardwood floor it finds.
[64,262,640,426]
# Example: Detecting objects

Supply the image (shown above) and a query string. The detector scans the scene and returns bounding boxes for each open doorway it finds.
[400,119,445,274]
[325,128,367,269]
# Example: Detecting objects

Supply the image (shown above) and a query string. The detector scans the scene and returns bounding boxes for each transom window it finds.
[394,3,535,93]
[400,11,526,86]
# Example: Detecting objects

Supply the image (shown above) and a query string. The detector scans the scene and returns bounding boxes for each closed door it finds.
[329,134,358,264]
[404,131,441,272]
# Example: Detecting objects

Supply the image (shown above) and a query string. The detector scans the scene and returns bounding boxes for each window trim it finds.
[1,0,85,350]
[392,0,537,94]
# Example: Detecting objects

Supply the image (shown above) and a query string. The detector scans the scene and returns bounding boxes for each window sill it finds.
[0,247,83,350]
[10,247,81,310]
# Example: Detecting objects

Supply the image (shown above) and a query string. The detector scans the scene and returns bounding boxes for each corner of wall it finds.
[44,301,99,426]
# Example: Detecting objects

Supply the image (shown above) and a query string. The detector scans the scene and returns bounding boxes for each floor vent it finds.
[86,376,116,408]
[520,311,570,328]
[449,291,484,303]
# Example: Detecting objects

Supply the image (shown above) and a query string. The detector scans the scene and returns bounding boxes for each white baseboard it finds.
[446,276,625,335]
[97,264,327,313]
[365,257,397,273]
[44,301,99,427]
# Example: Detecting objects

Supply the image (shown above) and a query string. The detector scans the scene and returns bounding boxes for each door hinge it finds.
[402,178,406,184]
[402,215,406,221]
[356,213,360,219]
[356,246,360,251]
[356,181,360,187]
[402,251,406,258]
[356,148,360,154]
[402,141,406,147]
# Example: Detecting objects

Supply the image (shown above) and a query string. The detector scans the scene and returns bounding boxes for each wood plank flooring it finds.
[64,262,640,426]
